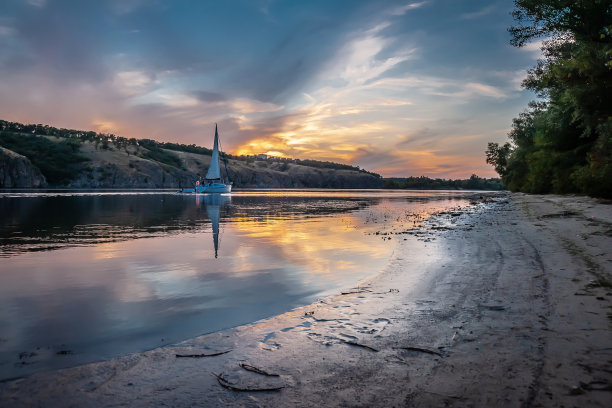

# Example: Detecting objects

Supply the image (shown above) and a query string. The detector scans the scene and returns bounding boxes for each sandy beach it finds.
[1,193,610,407]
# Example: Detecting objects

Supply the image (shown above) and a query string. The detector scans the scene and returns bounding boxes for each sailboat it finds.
[179,124,232,194]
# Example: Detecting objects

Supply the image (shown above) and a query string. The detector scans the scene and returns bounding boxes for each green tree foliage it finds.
[487,0,612,197]
[383,175,503,190]
[137,139,183,168]
[159,141,212,156]
[0,131,89,185]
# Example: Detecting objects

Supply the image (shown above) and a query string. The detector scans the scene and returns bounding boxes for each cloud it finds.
[318,20,417,87]
[396,128,441,149]
[389,2,428,16]
[230,98,284,114]
[92,119,119,133]
[25,0,46,7]
[109,0,150,15]
[228,16,350,104]
[463,82,507,99]
[7,2,112,84]
[192,91,227,103]
[460,5,496,19]
[113,71,157,96]
[0,25,15,36]
[520,39,545,59]
[488,69,528,92]
[366,75,511,101]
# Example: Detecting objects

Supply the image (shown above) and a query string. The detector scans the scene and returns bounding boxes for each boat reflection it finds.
[197,194,231,258]
[0,193,369,257]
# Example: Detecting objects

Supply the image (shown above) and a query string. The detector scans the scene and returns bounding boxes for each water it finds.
[0,189,475,380]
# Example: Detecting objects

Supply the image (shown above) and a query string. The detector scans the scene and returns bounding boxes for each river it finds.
[0,189,476,380]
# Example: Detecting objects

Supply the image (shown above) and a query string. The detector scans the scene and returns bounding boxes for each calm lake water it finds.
[0,189,475,380]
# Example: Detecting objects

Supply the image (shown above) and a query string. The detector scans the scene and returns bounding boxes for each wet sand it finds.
[1,193,610,407]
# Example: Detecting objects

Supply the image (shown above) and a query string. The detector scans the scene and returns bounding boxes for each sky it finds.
[0,0,542,178]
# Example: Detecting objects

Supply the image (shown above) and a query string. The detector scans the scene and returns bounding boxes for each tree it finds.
[486,142,512,175]
[487,0,612,197]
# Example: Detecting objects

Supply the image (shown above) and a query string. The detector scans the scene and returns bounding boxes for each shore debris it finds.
[175,350,232,358]
[373,288,399,294]
[214,373,284,392]
[343,340,379,352]
[341,288,372,295]
[239,363,280,377]
[540,211,578,219]
[394,346,442,357]
[479,304,507,311]
[574,380,612,392]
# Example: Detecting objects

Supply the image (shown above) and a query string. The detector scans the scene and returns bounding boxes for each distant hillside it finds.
[0,120,382,189]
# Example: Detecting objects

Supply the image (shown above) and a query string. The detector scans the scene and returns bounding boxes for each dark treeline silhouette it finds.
[486,0,611,198]
[383,175,503,190]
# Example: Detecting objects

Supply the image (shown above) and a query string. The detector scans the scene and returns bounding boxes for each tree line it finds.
[486,0,611,198]
[383,175,503,190]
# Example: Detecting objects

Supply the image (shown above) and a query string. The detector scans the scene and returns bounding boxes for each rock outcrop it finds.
[0,147,47,188]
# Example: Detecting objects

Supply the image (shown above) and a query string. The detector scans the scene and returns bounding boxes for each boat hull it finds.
[178,183,231,194]
[201,183,232,194]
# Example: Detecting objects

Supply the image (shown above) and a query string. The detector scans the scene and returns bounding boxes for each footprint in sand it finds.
[260,333,281,351]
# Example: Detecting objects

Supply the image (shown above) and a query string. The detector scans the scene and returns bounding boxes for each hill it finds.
[0,120,382,189]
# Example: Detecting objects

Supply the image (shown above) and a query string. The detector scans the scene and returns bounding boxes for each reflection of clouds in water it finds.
[91,241,126,260]
[231,216,387,278]
[0,191,474,380]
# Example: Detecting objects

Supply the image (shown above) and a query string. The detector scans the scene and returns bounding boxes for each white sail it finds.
[205,124,221,180]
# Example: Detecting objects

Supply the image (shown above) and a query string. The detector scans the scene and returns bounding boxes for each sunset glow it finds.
[0,0,537,178]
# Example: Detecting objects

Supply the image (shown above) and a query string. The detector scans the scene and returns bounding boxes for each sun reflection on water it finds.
[0,190,476,381]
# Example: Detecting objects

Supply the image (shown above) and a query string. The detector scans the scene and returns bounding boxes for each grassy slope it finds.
[0,132,382,188]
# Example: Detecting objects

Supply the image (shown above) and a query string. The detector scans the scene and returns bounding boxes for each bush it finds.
[0,131,89,185]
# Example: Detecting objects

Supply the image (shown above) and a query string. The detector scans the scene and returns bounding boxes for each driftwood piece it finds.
[214,373,284,392]
[309,316,348,322]
[175,350,232,358]
[373,288,400,294]
[394,346,442,356]
[479,304,507,311]
[239,363,280,377]
[341,288,372,295]
[343,340,379,352]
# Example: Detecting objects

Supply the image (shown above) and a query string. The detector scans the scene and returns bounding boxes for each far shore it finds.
[1,193,610,407]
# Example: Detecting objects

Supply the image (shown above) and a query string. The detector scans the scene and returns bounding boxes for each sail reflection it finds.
[0,193,370,257]
[199,194,231,258]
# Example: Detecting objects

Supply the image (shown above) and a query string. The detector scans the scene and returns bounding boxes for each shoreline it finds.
[1,193,610,407]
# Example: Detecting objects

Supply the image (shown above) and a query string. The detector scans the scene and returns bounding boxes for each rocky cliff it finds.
[0,147,47,188]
